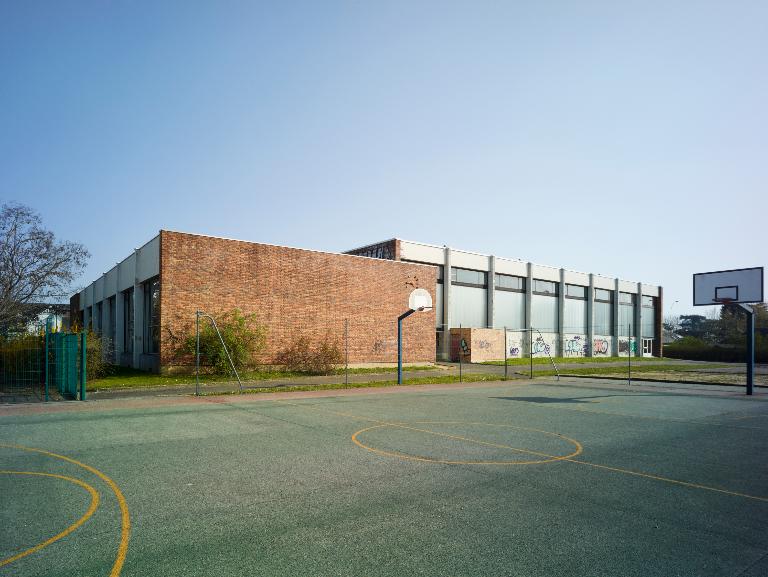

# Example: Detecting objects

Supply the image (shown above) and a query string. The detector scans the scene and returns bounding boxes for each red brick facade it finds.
[159,231,436,370]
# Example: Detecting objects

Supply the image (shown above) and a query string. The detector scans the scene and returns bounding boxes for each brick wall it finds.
[159,231,437,370]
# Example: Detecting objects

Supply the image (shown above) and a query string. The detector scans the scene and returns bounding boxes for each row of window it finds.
[85,276,159,355]
[446,268,656,307]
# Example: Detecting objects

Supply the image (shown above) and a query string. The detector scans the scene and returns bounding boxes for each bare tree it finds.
[0,202,89,331]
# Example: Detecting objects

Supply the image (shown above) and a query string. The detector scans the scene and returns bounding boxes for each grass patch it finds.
[535,363,729,376]
[483,356,679,366]
[204,372,508,396]
[87,365,439,391]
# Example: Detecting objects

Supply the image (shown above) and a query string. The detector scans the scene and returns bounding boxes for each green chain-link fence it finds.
[0,318,86,402]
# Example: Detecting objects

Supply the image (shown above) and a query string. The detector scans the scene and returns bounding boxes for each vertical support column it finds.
[654,287,664,358]
[613,278,621,356]
[115,262,125,366]
[440,246,452,361]
[132,248,142,369]
[525,263,533,333]
[488,256,496,328]
[587,274,595,357]
[636,282,643,357]
[83,301,90,333]
[558,268,566,357]
[101,273,108,337]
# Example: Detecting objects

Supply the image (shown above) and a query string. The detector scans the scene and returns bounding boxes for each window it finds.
[533,280,558,295]
[619,292,636,336]
[95,302,102,334]
[495,274,525,292]
[564,298,587,333]
[619,292,636,305]
[495,290,525,329]
[143,277,160,354]
[108,296,116,343]
[86,306,92,330]
[594,301,613,335]
[565,284,586,299]
[451,268,487,287]
[642,295,655,308]
[595,288,613,302]
[436,265,444,284]
[531,294,558,331]
[123,288,134,354]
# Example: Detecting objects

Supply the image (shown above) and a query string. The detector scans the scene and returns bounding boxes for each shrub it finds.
[183,309,267,374]
[664,335,767,363]
[275,335,343,375]
[86,330,114,380]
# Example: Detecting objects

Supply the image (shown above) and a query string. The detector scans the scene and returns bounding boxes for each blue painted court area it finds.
[1,378,768,577]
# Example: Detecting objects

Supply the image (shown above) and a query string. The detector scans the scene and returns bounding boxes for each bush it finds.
[86,330,113,379]
[275,335,343,375]
[664,335,767,363]
[183,309,267,374]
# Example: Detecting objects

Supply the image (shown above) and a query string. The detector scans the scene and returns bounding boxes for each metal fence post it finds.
[459,324,462,383]
[628,323,631,386]
[79,332,87,401]
[529,329,533,379]
[345,318,349,386]
[44,322,49,402]
[504,326,508,381]
[195,311,201,396]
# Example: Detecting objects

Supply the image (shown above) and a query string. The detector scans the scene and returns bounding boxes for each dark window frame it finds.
[451,267,488,288]
[565,284,587,300]
[143,277,160,355]
[642,295,656,308]
[594,288,614,303]
[619,292,637,305]
[532,279,558,296]
[123,288,134,354]
[494,273,526,293]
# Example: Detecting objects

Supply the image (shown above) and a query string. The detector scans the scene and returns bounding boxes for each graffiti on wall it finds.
[506,332,525,358]
[618,339,637,354]
[532,336,551,357]
[372,339,396,354]
[477,340,492,350]
[593,338,609,356]
[564,335,586,357]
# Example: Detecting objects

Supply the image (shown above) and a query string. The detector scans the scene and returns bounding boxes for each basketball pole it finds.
[739,304,755,395]
[397,309,417,385]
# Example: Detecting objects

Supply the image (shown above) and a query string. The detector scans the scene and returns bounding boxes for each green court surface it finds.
[2,379,768,577]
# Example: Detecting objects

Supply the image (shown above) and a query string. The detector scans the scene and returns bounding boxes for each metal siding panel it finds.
[399,242,445,264]
[137,236,160,282]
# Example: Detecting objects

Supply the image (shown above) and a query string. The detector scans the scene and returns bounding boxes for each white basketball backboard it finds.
[693,267,764,306]
[408,288,433,311]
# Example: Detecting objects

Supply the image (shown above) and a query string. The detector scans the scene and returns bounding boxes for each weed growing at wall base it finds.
[182,309,267,374]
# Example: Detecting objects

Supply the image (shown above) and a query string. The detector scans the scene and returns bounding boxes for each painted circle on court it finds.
[0,471,100,568]
[351,421,583,465]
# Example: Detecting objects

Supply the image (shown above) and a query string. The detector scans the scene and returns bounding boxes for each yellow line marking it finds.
[276,400,582,464]
[505,400,768,431]
[563,458,768,503]
[272,399,768,502]
[0,444,130,577]
[351,421,582,465]
[0,471,100,568]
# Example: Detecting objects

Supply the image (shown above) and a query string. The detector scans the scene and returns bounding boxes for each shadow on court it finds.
[490,395,623,404]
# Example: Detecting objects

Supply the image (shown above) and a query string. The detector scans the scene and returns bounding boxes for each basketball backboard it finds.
[693,267,764,306]
[408,288,433,311]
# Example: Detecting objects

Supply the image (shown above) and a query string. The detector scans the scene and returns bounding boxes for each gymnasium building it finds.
[71,231,662,372]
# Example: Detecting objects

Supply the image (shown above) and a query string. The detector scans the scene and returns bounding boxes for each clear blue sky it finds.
[2,1,765,316]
